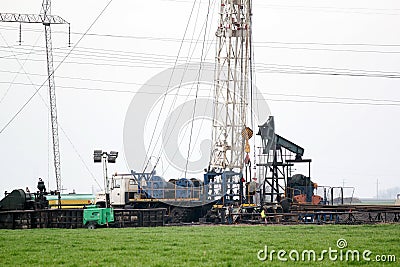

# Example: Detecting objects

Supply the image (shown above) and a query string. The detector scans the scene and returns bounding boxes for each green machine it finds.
[83,205,114,229]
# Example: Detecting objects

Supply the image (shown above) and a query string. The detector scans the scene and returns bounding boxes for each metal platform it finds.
[242,204,400,225]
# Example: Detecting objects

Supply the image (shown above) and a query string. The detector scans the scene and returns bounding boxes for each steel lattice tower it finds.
[209,0,251,172]
[42,0,62,192]
[0,0,69,192]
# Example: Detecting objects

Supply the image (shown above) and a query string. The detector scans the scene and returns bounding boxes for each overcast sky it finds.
[0,0,399,198]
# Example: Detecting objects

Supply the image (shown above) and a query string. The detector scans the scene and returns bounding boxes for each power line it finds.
[2,45,400,78]
[257,3,400,16]
[185,0,211,178]
[0,69,166,88]
[3,80,400,108]
[159,3,217,177]
[0,1,114,189]
[2,43,400,76]
[264,92,400,104]
[258,62,400,76]
[2,43,400,78]
[264,98,400,107]
[0,32,43,104]
[141,0,201,174]
[254,44,400,54]
[159,0,400,16]
[2,68,400,105]
[0,0,114,134]
[2,55,400,79]
[242,1,400,15]
[4,44,400,72]
[148,0,218,176]
[3,24,400,51]
[150,0,218,177]
[0,26,101,189]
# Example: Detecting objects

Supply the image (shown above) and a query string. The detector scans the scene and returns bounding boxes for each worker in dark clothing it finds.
[37,178,46,193]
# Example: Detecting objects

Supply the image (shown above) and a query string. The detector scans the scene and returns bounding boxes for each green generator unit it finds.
[83,205,114,229]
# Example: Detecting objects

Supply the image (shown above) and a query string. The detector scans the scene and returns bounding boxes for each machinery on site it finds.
[2,0,400,228]
[0,189,47,211]
[0,178,165,229]
[83,205,114,229]
[93,113,323,223]
[0,1,327,224]
[92,0,325,222]
[92,0,263,221]
[95,172,213,222]
[0,179,50,211]
[257,116,322,206]
[46,194,95,209]
[0,178,94,211]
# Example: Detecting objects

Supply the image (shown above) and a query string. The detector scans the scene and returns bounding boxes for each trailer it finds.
[0,208,166,229]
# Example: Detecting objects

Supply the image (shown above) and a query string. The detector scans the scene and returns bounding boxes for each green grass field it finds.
[0,224,398,266]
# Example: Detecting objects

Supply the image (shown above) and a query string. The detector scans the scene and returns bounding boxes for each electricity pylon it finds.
[0,0,69,192]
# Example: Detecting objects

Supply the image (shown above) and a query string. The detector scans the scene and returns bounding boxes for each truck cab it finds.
[109,174,139,207]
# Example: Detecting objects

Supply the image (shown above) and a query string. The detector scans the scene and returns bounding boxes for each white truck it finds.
[95,173,139,207]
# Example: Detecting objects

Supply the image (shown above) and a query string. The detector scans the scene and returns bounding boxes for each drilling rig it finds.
[205,0,254,206]
[204,0,317,212]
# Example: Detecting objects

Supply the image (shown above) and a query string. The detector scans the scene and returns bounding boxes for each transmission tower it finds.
[0,1,69,192]
[209,0,251,172]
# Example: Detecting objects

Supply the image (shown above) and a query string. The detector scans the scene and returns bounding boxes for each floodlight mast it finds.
[209,0,252,173]
[0,0,70,193]
[102,154,109,206]
[93,150,118,208]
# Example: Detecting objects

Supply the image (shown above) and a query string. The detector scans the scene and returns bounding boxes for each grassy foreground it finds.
[0,224,398,266]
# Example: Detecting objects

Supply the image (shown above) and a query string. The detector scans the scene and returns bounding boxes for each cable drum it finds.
[145,176,164,199]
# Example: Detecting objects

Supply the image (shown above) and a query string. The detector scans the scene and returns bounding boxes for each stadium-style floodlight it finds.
[93,150,119,207]
[108,151,118,163]
[93,150,103,163]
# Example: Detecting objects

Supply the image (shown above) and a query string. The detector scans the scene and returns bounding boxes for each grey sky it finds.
[0,0,399,198]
